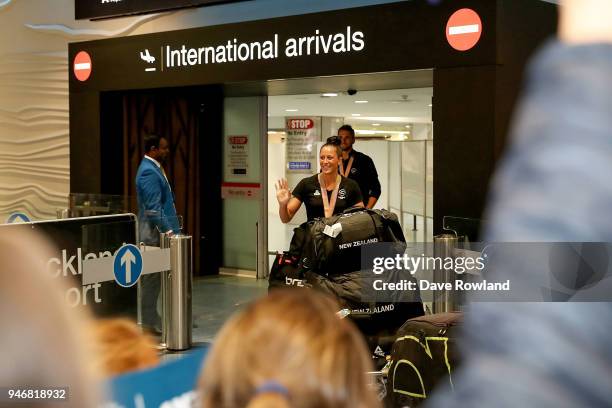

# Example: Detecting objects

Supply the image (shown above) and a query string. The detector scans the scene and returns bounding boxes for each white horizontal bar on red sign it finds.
[448,24,480,35]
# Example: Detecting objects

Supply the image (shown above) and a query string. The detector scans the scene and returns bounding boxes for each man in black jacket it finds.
[335,124,382,209]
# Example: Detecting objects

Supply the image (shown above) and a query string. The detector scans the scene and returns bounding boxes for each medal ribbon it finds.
[339,156,354,177]
[318,173,341,218]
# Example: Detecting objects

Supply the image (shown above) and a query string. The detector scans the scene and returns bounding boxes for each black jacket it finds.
[342,150,381,201]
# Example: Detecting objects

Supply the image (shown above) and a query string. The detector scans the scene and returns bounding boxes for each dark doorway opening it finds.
[100,86,223,276]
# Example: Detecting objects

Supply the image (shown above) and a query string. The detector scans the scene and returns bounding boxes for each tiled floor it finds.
[159,275,267,361]
[192,275,268,343]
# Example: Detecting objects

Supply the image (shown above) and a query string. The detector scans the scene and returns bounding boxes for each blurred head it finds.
[144,133,170,164]
[319,143,341,176]
[199,289,380,408]
[0,227,98,407]
[337,125,356,152]
[90,318,159,377]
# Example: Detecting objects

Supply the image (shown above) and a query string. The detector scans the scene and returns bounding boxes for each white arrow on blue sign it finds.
[113,244,143,287]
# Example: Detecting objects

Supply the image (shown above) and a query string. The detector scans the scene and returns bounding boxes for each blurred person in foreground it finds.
[90,318,159,377]
[427,0,612,406]
[0,228,99,407]
[199,289,380,408]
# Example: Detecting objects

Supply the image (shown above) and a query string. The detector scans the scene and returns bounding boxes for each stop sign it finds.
[446,8,482,52]
[73,51,92,82]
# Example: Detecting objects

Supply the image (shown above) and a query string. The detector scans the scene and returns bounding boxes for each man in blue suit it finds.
[136,133,180,333]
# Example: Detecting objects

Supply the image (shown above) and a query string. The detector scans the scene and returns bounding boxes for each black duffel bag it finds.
[309,207,407,276]
[268,223,313,290]
[306,270,423,335]
[385,312,463,408]
[268,252,305,289]
[303,208,423,339]
[268,208,422,322]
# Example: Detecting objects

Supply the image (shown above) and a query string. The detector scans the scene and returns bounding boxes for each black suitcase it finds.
[385,312,463,407]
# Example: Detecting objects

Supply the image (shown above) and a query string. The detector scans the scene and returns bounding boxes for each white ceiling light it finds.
[355,129,411,135]
[322,93,338,97]
[351,116,418,123]
[372,123,381,126]
[428,104,433,107]
[354,100,368,104]
[285,109,298,112]
[351,113,361,117]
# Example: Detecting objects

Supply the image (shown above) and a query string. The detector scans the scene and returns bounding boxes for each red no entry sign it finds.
[446,8,482,51]
[73,51,92,82]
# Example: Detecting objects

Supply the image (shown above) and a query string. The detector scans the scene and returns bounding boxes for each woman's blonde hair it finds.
[0,227,99,407]
[199,289,380,408]
[90,318,159,377]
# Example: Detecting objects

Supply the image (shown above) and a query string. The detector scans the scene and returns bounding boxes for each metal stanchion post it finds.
[433,234,458,314]
[159,232,172,348]
[167,234,193,351]
[137,242,145,329]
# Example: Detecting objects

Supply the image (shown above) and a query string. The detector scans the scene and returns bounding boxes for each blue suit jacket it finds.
[135,157,180,244]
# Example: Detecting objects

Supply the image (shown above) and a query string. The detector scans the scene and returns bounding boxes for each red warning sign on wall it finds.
[221,182,260,200]
[446,8,482,52]
[73,51,92,82]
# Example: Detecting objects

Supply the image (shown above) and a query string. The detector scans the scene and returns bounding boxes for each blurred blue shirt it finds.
[427,41,612,407]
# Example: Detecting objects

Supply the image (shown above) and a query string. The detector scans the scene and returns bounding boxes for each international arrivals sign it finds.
[69,2,496,91]
[75,0,250,20]
[163,27,364,68]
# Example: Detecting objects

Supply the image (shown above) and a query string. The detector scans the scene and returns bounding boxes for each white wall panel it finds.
[0,1,172,220]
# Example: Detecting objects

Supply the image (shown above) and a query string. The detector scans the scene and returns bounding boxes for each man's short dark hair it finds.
[144,133,162,153]
[338,124,355,138]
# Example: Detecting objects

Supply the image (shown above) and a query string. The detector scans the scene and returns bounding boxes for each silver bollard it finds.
[433,234,458,314]
[159,232,172,347]
[167,234,193,351]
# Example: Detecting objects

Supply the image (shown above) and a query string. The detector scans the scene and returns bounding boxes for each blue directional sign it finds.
[288,161,311,170]
[113,244,143,287]
[6,212,30,224]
